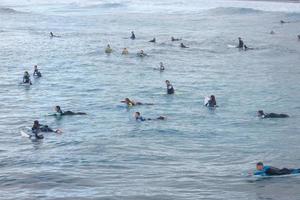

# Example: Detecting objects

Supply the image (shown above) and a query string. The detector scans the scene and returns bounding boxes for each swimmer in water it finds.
[254,162,300,176]
[270,30,275,35]
[257,110,289,118]
[134,112,165,122]
[105,44,112,54]
[298,35,300,40]
[130,31,136,40]
[180,43,189,48]
[237,37,244,49]
[206,95,217,107]
[23,71,32,85]
[137,50,147,57]
[121,98,154,107]
[33,65,42,77]
[122,48,129,55]
[165,80,174,94]
[149,38,156,43]
[54,106,87,116]
[31,120,60,139]
[171,36,181,41]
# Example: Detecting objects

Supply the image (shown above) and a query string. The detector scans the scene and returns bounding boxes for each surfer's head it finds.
[256,162,264,170]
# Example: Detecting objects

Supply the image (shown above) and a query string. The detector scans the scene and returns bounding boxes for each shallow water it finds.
[1,0,300,199]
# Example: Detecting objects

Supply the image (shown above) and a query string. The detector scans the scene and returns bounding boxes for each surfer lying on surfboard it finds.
[253,162,300,176]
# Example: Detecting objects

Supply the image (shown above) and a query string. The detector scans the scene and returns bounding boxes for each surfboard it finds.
[204,97,210,106]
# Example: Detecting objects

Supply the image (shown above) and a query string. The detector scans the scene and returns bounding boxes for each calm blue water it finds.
[1,0,300,199]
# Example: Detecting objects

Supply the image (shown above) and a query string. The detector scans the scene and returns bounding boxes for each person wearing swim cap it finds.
[105,44,112,54]
[149,38,156,43]
[134,112,165,122]
[130,31,136,40]
[165,80,174,94]
[180,43,189,48]
[257,110,289,118]
[121,98,154,107]
[33,65,42,77]
[23,71,32,85]
[237,37,244,49]
[206,95,217,107]
[254,162,300,176]
[54,106,87,116]
[122,48,129,55]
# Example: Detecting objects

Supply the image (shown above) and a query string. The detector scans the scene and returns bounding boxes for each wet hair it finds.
[55,106,63,113]
[135,112,140,116]
[258,110,264,115]
[256,162,264,166]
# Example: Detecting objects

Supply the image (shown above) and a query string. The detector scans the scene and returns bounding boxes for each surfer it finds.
[121,98,154,107]
[171,36,181,41]
[205,95,217,107]
[105,44,112,53]
[31,120,61,139]
[130,31,136,40]
[149,38,156,43]
[33,65,42,77]
[137,50,147,57]
[134,112,165,121]
[180,43,189,48]
[257,110,289,118]
[237,37,244,49]
[23,71,32,85]
[54,106,87,116]
[122,48,129,55]
[254,162,300,176]
[165,80,174,94]
[298,35,300,40]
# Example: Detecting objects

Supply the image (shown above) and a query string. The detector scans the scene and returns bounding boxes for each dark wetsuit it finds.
[136,116,165,122]
[238,40,244,48]
[23,75,31,83]
[31,124,54,139]
[206,99,216,107]
[167,84,174,94]
[33,69,42,77]
[255,166,300,176]
[131,33,136,40]
[149,38,156,43]
[57,110,86,116]
[263,113,289,118]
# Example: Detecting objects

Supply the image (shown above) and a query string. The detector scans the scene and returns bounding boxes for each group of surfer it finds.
[21,29,295,176]
[22,65,42,85]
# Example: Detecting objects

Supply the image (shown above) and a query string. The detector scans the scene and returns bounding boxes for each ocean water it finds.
[0,0,300,199]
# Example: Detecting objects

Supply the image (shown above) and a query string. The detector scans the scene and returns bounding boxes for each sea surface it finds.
[0,0,300,199]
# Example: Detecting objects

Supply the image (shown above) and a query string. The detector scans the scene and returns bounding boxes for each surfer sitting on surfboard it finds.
[23,71,32,85]
[205,95,217,107]
[31,120,60,139]
[254,162,300,176]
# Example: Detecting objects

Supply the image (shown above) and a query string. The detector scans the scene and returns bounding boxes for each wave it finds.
[208,7,263,15]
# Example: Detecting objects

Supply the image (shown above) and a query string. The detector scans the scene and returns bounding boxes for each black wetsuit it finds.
[167,84,174,94]
[263,113,289,118]
[57,110,86,116]
[238,40,244,48]
[131,33,136,40]
[206,100,216,107]
[23,75,31,83]
[262,166,300,176]
[31,125,54,139]
[33,69,42,77]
